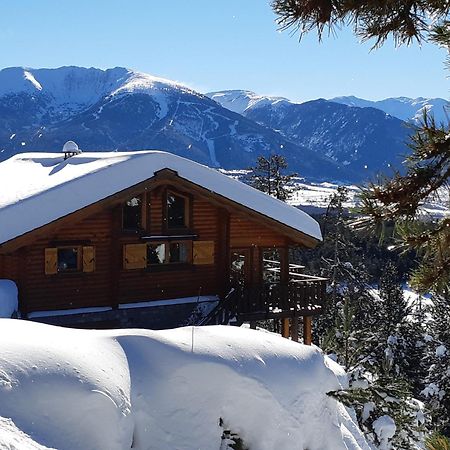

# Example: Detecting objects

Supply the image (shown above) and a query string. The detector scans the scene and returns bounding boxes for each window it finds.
[262,248,281,283]
[45,246,95,275]
[167,192,188,229]
[123,241,192,269]
[147,243,166,264]
[168,242,190,263]
[57,247,80,272]
[122,196,142,230]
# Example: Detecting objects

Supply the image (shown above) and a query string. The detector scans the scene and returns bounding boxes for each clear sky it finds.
[0,0,448,102]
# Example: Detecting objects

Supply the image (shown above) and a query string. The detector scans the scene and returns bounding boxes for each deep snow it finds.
[0,320,371,450]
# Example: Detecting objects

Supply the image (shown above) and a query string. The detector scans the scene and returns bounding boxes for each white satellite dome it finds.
[62,141,82,159]
[62,141,80,153]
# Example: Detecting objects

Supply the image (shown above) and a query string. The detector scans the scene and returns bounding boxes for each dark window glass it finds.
[57,248,79,272]
[167,193,186,228]
[169,242,190,263]
[123,196,142,230]
[147,243,166,265]
[262,249,281,283]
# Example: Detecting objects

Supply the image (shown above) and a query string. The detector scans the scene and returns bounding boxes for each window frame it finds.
[165,189,191,231]
[146,241,167,266]
[146,240,193,267]
[167,240,192,265]
[121,194,144,232]
[45,245,96,276]
[57,246,82,273]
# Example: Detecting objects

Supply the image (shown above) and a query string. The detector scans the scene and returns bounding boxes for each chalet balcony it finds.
[236,278,327,321]
[226,254,327,323]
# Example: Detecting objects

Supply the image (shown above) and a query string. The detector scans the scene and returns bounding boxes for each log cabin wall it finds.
[19,210,113,313]
[0,254,20,281]
[116,190,221,304]
[0,181,295,314]
[229,214,289,285]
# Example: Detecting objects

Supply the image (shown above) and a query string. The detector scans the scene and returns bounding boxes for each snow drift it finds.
[0,280,18,318]
[0,320,370,450]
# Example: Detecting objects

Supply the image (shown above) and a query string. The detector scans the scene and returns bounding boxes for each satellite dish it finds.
[62,141,82,159]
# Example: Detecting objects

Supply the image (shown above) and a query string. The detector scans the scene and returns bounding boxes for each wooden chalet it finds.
[0,148,326,343]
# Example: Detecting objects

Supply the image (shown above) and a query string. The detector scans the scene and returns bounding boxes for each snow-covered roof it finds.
[0,151,322,244]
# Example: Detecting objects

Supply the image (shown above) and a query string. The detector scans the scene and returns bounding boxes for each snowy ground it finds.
[0,320,372,450]
[222,170,449,218]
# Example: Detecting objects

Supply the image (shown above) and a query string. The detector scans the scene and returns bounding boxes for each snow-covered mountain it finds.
[331,95,449,124]
[209,90,412,175]
[208,90,289,115]
[0,66,198,121]
[0,66,347,181]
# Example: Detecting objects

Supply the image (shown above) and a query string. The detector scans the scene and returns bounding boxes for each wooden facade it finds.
[0,169,326,342]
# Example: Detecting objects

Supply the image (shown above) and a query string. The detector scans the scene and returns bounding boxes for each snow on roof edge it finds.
[0,150,322,245]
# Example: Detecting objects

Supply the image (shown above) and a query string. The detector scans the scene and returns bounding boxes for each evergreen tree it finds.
[248,154,297,201]
[271,0,450,295]
[422,291,450,435]
[271,0,450,48]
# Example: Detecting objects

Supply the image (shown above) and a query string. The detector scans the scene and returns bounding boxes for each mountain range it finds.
[0,66,447,183]
[208,90,414,175]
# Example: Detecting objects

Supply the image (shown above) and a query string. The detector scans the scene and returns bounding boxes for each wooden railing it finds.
[236,280,326,319]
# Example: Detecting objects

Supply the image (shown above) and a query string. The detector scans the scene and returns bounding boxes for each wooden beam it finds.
[303,316,312,345]
[281,318,290,338]
[217,208,230,298]
[109,205,122,308]
[290,317,299,342]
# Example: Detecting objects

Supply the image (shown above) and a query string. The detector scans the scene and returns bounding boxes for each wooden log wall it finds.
[0,183,295,314]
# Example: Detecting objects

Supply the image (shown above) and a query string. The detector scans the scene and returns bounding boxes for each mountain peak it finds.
[0,66,201,122]
[207,89,289,115]
[331,95,449,123]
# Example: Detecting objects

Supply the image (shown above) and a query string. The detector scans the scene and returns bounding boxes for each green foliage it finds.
[422,292,450,435]
[355,113,450,294]
[309,190,429,447]
[426,433,450,450]
[330,377,425,449]
[219,418,248,450]
[248,154,297,201]
[271,0,450,47]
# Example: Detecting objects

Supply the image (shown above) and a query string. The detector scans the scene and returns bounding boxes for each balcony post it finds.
[303,316,312,345]
[281,318,290,338]
[290,317,299,342]
[280,247,290,339]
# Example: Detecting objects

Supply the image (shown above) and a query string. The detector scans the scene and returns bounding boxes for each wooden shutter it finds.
[44,248,57,275]
[82,246,95,273]
[193,241,215,265]
[123,244,147,270]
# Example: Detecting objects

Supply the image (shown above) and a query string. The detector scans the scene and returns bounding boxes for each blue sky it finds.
[0,0,447,101]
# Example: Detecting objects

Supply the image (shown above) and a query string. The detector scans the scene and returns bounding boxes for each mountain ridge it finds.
[209,90,412,175]
[0,66,349,182]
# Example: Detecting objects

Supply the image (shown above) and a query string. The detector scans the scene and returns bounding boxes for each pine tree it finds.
[355,115,450,294]
[328,260,429,448]
[422,291,450,435]
[248,154,297,201]
[271,0,450,48]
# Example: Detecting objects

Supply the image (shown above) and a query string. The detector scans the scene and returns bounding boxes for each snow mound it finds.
[0,280,18,318]
[0,320,370,450]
